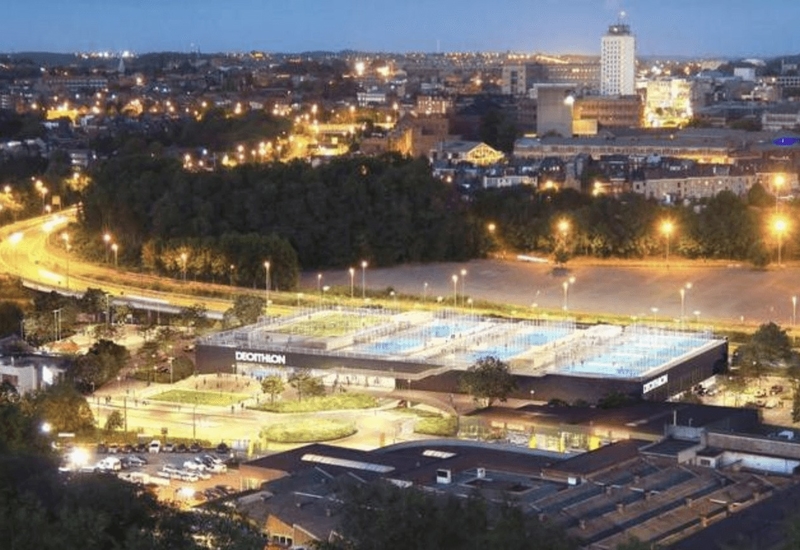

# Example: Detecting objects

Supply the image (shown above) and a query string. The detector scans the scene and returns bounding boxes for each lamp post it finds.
[349,267,355,299]
[792,295,797,327]
[264,261,271,312]
[773,217,787,267]
[562,276,575,311]
[361,260,368,300]
[775,174,785,212]
[111,243,118,268]
[452,274,458,306]
[661,220,674,265]
[180,252,187,281]
[460,269,467,307]
[103,233,111,263]
[680,283,692,327]
[423,282,428,302]
[317,273,323,299]
[229,264,235,286]
[651,307,659,325]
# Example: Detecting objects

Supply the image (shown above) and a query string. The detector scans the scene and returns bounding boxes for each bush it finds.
[253,393,377,413]
[415,415,458,437]
[261,419,356,443]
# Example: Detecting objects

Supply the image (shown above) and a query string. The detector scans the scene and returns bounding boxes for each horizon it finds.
[2,1,799,60]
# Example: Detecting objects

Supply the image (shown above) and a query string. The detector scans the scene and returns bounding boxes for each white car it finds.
[148,440,161,454]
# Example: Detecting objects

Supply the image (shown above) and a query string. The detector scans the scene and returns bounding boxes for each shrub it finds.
[414,415,458,437]
[261,419,356,443]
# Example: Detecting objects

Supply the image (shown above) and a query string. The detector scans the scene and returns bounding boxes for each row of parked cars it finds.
[157,454,229,483]
[98,441,231,455]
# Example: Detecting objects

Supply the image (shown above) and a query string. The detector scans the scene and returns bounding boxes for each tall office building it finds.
[600,22,636,96]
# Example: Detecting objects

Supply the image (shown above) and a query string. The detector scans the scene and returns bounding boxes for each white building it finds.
[601,23,636,96]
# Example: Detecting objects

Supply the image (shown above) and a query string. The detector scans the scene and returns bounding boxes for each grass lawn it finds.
[252,393,378,413]
[149,389,248,407]
[273,311,385,337]
[260,418,356,443]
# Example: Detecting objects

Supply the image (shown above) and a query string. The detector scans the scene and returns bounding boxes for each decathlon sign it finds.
[643,374,668,394]
[235,351,287,365]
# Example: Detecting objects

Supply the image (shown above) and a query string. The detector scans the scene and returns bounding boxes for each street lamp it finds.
[317,273,323,299]
[680,282,692,326]
[361,260,368,300]
[452,274,458,306]
[792,295,797,327]
[111,243,118,268]
[774,174,785,212]
[460,269,467,307]
[651,307,659,324]
[562,276,575,311]
[103,233,111,263]
[349,267,355,299]
[264,261,271,312]
[773,216,788,267]
[180,252,187,281]
[423,282,428,302]
[661,220,674,265]
[229,264,235,286]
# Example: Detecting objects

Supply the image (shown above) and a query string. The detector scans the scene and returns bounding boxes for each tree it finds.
[261,375,285,404]
[459,356,517,408]
[793,382,800,424]
[288,369,324,401]
[739,322,793,375]
[228,294,266,326]
[104,410,124,433]
[0,301,23,337]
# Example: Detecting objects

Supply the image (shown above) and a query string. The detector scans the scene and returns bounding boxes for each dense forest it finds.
[80,154,488,289]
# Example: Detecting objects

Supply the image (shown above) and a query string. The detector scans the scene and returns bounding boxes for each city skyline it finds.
[2,0,800,59]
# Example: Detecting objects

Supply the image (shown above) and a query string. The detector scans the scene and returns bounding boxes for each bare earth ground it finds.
[304,258,800,328]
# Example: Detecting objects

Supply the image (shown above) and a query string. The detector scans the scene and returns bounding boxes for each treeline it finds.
[80,154,487,288]
[472,185,796,264]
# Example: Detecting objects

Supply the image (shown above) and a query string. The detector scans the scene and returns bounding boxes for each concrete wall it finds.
[707,431,800,461]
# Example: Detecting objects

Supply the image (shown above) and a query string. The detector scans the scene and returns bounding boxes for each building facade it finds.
[601,23,636,96]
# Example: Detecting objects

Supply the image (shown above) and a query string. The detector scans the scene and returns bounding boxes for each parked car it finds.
[148,440,161,454]
[134,442,147,453]
[121,444,134,454]
[215,484,236,496]
[96,443,108,454]
[176,443,188,453]
[189,442,203,453]
[163,442,176,453]
[97,457,122,472]
[128,455,148,467]
[215,442,230,455]
[108,444,120,454]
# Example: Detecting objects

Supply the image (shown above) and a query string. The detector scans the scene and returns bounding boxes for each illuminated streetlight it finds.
[423,282,428,302]
[229,264,235,286]
[349,267,355,299]
[361,260,368,300]
[452,274,458,306]
[773,216,788,267]
[103,233,111,263]
[660,220,675,264]
[460,269,467,307]
[264,261,271,312]
[317,273,323,299]
[793,296,797,327]
[562,276,575,311]
[774,174,786,212]
[680,282,692,326]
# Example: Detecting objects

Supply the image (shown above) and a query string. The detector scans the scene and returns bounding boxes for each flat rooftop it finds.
[200,307,723,381]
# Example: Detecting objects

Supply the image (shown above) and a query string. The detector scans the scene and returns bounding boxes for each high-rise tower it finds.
[600,19,636,96]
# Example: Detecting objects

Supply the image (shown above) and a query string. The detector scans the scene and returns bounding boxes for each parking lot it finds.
[61,442,245,506]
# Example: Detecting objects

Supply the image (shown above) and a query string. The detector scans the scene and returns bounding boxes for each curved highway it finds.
[0,209,230,319]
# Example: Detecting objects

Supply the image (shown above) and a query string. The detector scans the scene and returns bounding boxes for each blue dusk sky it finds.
[2,0,799,58]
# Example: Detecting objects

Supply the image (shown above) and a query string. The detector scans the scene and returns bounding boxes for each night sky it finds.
[2,0,799,58]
